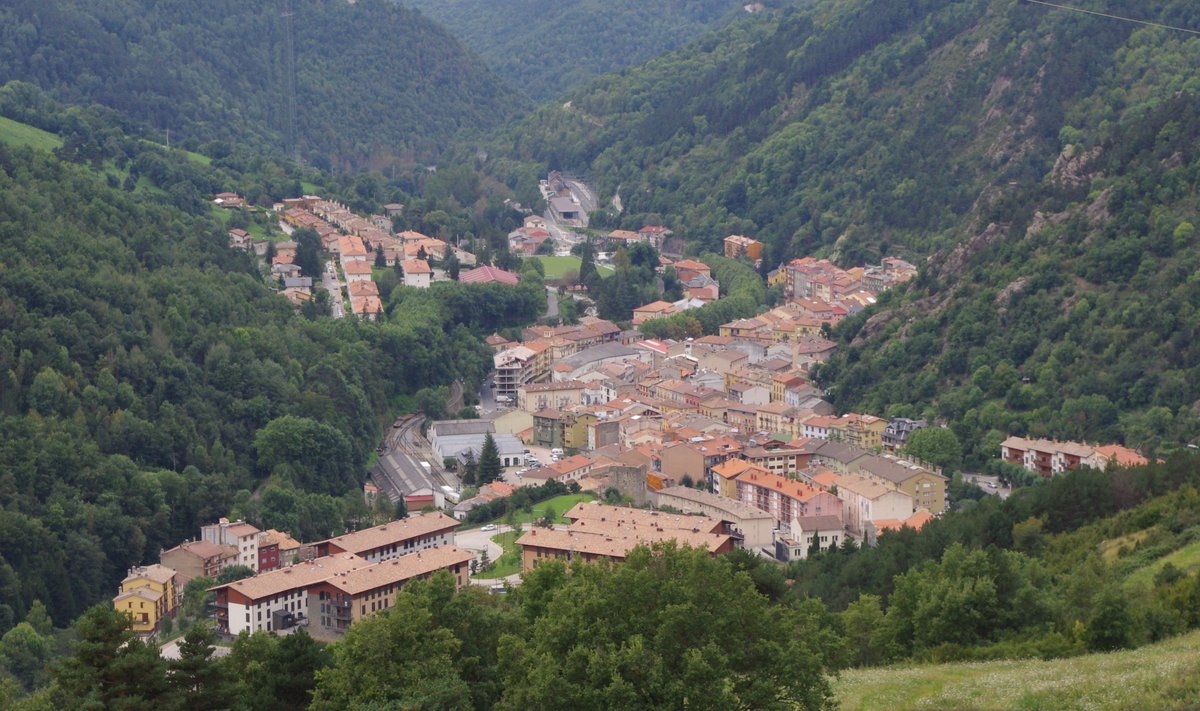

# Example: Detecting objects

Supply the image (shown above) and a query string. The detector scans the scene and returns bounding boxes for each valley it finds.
[1,1,1199,709]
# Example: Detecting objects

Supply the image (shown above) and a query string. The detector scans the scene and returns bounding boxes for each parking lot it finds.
[502,444,560,485]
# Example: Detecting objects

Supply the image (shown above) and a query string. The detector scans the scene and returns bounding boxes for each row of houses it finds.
[1000,437,1150,478]
[114,517,302,635]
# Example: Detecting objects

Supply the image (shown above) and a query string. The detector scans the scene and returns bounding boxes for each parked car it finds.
[481,524,497,532]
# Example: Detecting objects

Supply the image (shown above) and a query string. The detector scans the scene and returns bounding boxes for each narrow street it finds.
[478,375,498,416]
[321,263,345,319]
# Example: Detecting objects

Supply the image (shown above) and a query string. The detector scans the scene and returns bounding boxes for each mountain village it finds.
[112,184,1148,644]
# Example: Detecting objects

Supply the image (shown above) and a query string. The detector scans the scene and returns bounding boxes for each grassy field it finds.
[0,116,63,151]
[500,493,594,526]
[532,256,613,280]
[1124,538,1200,590]
[835,629,1200,710]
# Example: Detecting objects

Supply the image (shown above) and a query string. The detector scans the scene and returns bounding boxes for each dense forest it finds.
[483,0,1200,459]
[395,0,748,101]
[0,0,525,170]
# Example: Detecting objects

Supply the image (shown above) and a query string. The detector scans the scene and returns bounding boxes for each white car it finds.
[480,524,497,532]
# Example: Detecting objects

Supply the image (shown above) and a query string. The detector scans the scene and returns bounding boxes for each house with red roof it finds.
[458,265,520,286]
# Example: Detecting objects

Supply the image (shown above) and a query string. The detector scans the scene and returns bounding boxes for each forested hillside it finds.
[394,0,748,100]
[0,0,524,170]
[491,0,1200,459]
[0,95,526,630]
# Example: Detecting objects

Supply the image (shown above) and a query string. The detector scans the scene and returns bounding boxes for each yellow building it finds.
[113,564,177,635]
[723,235,764,263]
[711,458,769,500]
[565,412,591,451]
[843,414,888,450]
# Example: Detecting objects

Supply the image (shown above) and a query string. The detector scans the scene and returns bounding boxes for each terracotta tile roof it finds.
[1092,444,1149,467]
[122,564,177,586]
[712,458,766,480]
[518,522,730,558]
[348,280,380,296]
[163,540,227,560]
[319,512,458,555]
[562,502,723,534]
[211,554,368,601]
[342,261,374,277]
[321,546,473,595]
[115,588,162,604]
[736,470,829,502]
[459,266,520,285]
[402,259,432,274]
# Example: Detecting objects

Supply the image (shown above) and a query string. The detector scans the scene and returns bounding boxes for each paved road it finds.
[456,524,510,563]
[321,264,345,319]
[478,375,498,416]
[544,286,559,320]
[456,525,523,587]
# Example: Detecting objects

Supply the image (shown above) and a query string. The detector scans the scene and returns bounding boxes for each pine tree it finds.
[578,241,598,288]
[168,624,234,710]
[478,433,502,485]
[55,605,173,708]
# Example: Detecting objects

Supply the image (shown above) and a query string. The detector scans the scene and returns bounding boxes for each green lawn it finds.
[0,115,63,151]
[835,629,1200,711]
[498,493,595,526]
[532,256,613,280]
